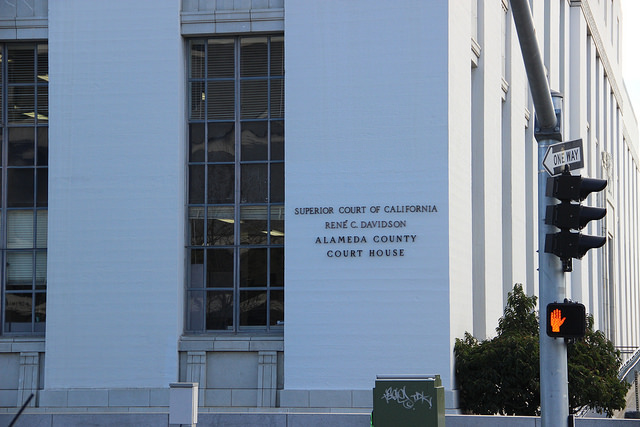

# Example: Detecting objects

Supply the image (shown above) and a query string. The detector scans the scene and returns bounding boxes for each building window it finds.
[187,36,284,332]
[1,43,48,335]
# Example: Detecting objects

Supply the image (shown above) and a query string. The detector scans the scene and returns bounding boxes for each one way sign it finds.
[542,139,584,176]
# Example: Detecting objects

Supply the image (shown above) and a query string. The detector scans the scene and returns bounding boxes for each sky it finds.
[621,0,640,122]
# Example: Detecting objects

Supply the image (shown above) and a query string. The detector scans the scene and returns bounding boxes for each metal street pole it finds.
[537,93,569,427]
[509,1,569,426]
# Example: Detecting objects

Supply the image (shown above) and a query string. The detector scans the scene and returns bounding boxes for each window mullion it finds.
[233,37,242,333]
[0,44,5,333]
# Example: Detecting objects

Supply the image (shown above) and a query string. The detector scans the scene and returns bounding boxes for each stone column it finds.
[186,351,206,406]
[257,351,278,407]
[18,352,40,407]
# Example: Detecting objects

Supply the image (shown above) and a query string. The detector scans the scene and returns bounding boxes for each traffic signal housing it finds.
[545,169,607,272]
[546,301,586,338]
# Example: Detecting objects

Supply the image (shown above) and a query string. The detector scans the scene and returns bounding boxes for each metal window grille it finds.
[186,36,284,333]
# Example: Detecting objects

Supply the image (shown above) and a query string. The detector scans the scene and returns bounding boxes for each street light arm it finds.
[509,0,557,130]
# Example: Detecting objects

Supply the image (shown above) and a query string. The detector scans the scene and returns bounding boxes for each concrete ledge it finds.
[0,412,635,426]
[278,389,372,409]
[179,335,284,352]
[0,337,45,353]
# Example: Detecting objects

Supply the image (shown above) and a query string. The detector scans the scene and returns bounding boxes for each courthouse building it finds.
[0,0,639,415]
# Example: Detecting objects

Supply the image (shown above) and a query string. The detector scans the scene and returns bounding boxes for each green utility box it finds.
[372,375,445,427]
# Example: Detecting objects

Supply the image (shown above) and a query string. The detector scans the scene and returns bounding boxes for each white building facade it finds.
[0,0,638,414]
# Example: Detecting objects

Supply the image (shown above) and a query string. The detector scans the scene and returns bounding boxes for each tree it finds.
[568,315,630,415]
[454,283,630,416]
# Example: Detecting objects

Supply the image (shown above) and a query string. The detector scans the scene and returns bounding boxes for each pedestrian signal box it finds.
[546,302,586,338]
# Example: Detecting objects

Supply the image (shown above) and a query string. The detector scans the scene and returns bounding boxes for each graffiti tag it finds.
[380,386,433,410]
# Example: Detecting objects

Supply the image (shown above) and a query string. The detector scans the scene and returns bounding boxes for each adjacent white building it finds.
[0,0,638,415]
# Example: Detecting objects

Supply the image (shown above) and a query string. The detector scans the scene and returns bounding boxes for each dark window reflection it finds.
[4,293,33,333]
[241,121,268,161]
[270,163,284,203]
[240,248,267,287]
[207,206,234,246]
[8,168,34,207]
[241,163,267,203]
[270,290,284,326]
[270,248,284,286]
[189,123,205,162]
[271,121,284,160]
[206,291,233,330]
[206,248,234,288]
[240,290,267,327]
[36,127,48,166]
[189,165,205,204]
[8,128,34,166]
[208,122,235,162]
[207,164,234,204]
[240,206,268,245]
[36,168,47,207]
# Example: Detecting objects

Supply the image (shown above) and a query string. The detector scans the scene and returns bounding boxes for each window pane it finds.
[208,122,235,162]
[207,206,234,246]
[8,86,35,124]
[241,121,268,161]
[189,123,205,162]
[208,39,234,78]
[240,206,267,245]
[7,210,33,248]
[187,291,205,331]
[240,290,267,327]
[37,44,48,81]
[241,163,267,203]
[36,210,47,248]
[190,249,204,287]
[206,291,233,330]
[270,78,284,119]
[35,251,46,289]
[34,292,46,331]
[271,120,284,160]
[207,164,234,204]
[208,81,235,120]
[240,248,267,287]
[189,165,205,204]
[270,206,284,244]
[7,251,33,290]
[4,293,32,333]
[270,248,284,286]
[8,127,34,166]
[270,290,284,326]
[7,168,34,207]
[270,36,284,77]
[36,167,47,207]
[37,85,48,122]
[271,163,284,203]
[8,45,34,83]
[206,248,234,288]
[190,81,205,120]
[241,37,268,77]
[189,207,204,246]
[37,127,48,166]
[190,40,205,79]
[241,80,267,119]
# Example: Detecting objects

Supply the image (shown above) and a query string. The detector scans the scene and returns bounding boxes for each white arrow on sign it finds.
[543,139,584,176]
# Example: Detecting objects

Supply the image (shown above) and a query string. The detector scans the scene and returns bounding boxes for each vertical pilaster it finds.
[257,351,277,407]
[186,351,207,406]
[18,352,39,407]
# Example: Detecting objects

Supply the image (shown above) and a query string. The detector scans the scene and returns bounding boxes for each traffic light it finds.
[545,169,607,272]
[546,302,586,338]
